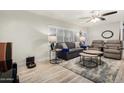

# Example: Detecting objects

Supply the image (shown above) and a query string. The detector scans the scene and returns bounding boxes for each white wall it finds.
[87,22,120,44]
[0,11,82,66]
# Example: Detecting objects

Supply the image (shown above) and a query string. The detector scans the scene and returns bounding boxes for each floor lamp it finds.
[80,36,86,49]
[48,36,61,64]
[80,36,86,45]
[48,35,57,50]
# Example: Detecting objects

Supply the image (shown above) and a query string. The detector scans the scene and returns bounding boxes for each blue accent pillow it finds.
[62,48,69,53]
[81,45,87,49]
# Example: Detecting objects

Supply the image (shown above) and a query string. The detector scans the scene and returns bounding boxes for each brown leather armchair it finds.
[103,40,122,60]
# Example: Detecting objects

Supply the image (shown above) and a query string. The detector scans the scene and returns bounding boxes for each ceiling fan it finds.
[79,11,118,23]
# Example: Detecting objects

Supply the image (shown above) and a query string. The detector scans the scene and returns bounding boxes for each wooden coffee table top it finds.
[80,53,98,57]
[83,50,103,55]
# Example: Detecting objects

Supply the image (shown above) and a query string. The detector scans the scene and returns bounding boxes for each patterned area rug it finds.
[59,57,122,83]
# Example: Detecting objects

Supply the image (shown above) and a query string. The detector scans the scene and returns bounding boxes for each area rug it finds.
[59,57,122,83]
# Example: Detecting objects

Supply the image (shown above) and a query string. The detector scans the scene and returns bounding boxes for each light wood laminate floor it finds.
[18,60,93,83]
[18,57,124,83]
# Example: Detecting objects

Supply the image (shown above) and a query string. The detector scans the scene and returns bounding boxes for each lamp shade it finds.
[48,35,57,43]
[80,36,86,41]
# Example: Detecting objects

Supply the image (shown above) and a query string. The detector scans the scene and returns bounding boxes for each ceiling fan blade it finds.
[86,19,92,23]
[79,17,91,20]
[102,11,117,16]
[99,17,106,20]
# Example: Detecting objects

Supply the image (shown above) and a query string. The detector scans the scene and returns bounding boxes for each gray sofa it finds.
[56,42,83,60]
[103,40,122,60]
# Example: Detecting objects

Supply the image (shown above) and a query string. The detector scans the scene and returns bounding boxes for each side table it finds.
[49,49,62,64]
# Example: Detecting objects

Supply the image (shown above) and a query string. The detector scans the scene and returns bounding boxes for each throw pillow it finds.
[75,42,80,48]
[62,48,69,53]
[62,43,68,49]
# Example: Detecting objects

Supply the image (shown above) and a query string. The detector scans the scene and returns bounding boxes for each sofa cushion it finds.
[69,48,83,53]
[106,40,121,44]
[65,42,75,49]
[108,46,120,49]
[104,49,121,54]
[92,40,104,44]
[105,44,121,48]
[92,44,102,48]
[55,43,63,49]
[104,53,121,60]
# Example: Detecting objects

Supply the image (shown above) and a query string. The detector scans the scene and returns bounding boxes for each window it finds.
[48,27,56,36]
[57,28,64,42]
[48,26,80,42]
[64,30,71,42]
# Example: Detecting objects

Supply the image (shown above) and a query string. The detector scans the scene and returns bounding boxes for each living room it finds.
[0,10,124,83]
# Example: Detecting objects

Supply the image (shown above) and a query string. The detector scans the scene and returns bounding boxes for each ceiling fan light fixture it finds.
[90,17,100,23]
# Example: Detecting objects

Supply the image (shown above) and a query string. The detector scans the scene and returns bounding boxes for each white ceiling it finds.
[30,10,124,27]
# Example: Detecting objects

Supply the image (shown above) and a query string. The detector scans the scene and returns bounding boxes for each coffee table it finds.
[83,50,103,65]
[79,53,98,68]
